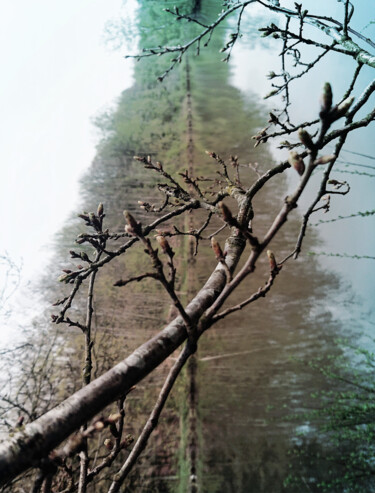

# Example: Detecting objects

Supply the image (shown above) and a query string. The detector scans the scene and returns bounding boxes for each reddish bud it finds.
[211,237,224,261]
[124,210,141,236]
[219,202,234,223]
[288,151,305,176]
[267,250,278,271]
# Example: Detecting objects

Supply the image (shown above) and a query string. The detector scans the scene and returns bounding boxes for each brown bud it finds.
[156,235,173,256]
[335,96,354,118]
[268,112,277,123]
[267,250,277,272]
[211,237,224,261]
[288,151,305,176]
[314,154,336,165]
[320,82,333,115]
[298,128,314,150]
[124,210,141,236]
[104,438,114,451]
[81,252,90,263]
[107,413,122,424]
[94,421,105,431]
[219,202,234,223]
[97,203,104,217]
[15,416,24,428]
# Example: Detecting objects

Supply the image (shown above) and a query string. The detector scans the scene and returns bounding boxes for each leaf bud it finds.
[97,203,104,217]
[124,210,141,236]
[264,89,278,99]
[288,151,305,176]
[58,274,70,283]
[267,71,277,80]
[94,421,105,431]
[268,112,277,123]
[298,128,314,150]
[81,252,90,263]
[156,235,173,256]
[219,202,234,223]
[267,250,278,272]
[78,213,89,222]
[104,439,114,450]
[107,413,122,424]
[314,154,336,165]
[335,96,354,118]
[320,82,332,115]
[211,237,224,261]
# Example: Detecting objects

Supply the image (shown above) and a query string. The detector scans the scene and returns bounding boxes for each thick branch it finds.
[108,344,192,492]
[0,233,245,485]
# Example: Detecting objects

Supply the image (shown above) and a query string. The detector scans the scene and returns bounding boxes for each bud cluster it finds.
[78,203,105,233]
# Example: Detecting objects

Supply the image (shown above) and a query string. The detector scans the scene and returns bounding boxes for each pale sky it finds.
[0,0,136,345]
[0,1,135,274]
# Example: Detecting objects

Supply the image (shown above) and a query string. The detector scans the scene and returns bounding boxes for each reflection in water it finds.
[4,1,372,490]
[181,2,375,492]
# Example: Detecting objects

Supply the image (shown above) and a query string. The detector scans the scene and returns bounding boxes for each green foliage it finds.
[284,339,375,492]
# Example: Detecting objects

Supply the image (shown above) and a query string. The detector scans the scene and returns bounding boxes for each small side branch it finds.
[108,344,192,493]
[210,265,281,324]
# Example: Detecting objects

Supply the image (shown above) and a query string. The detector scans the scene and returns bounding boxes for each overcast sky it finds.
[0,0,135,277]
[0,0,135,345]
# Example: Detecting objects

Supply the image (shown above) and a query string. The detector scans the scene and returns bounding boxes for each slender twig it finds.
[108,344,192,493]
[210,265,281,324]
